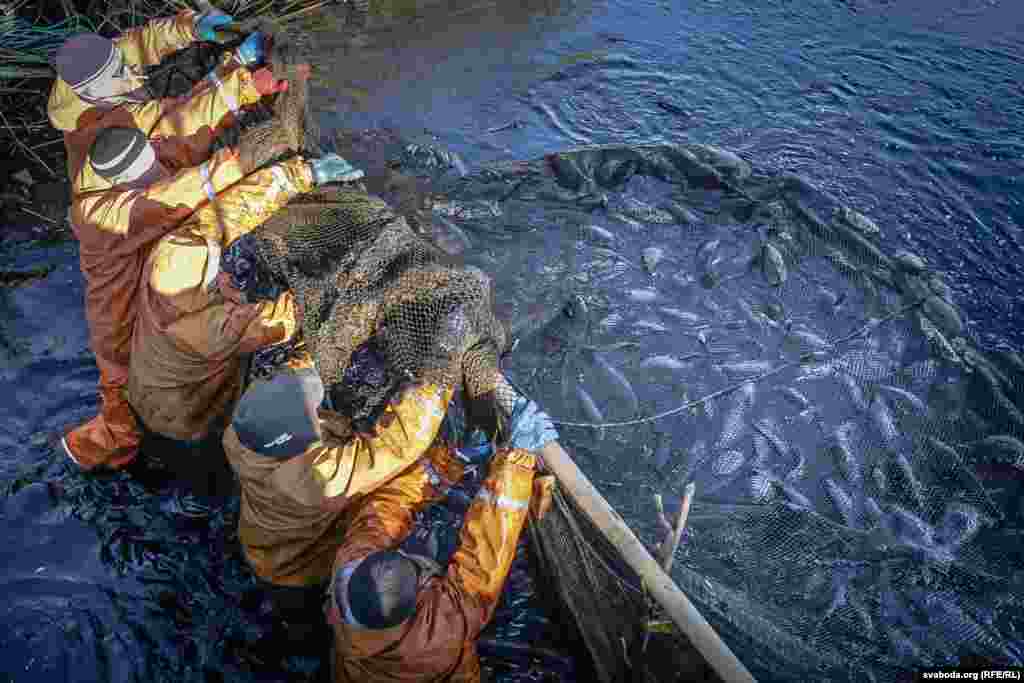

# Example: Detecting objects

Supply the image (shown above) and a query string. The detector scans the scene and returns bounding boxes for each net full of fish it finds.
[410,140,1024,681]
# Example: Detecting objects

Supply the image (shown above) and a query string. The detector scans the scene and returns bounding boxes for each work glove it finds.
[252,68,289,95]
[309,154,365,185]
[195,10,234,42]
[235,31,266,66]
[506,396,558,453]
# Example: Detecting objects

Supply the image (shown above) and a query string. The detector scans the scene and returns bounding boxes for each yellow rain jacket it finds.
[48,10,262,198]
[223,374,457,587]
[327,447,543,683]
[127,157,313,442]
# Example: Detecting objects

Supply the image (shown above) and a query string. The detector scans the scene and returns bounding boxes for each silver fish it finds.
[633,319,668,333]
[864,497,883,527]
[787,328,831,351]
[642,246,664,273]
[785,447,807,482]
[717,360,776,380]
[834,350,898,382]
[762,242,787,286]
[837,206,881,237]
[589,352,639,416]
[837,373,869,413]
[824,478,856,527]
[711,449,745,477]
[659,307,701,325]
[778,386,810,410]
[715,383,755,450]
[639,354,694,371]
[892,451,926,511]
[936,503,985,548]
[927,436,1002,520]
[627,288,659,303]
[696,239,723,271]
[753,418,791,462]
[871,465,888,495]
[665,200,701,226]
[748,471,776,503]
[829,422,861,483]
[965,434,1024,469]
[885,504,934,548]
[879,385,927,415]
[618,197,676,224]
[776,480,813,509]
[575,385,605,441]
[584,224,616,244]
[869,395,899,447]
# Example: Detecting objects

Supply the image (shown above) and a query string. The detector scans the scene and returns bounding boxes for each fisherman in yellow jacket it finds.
[85,122,364,495]
[50,9,289,471]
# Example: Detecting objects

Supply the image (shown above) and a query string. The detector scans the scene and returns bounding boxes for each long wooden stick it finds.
[658,481,694,572]
[539,441,756,683]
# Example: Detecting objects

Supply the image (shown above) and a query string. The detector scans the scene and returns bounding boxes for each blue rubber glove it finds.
[457,428,495,466]
[309,154,365,185]
[236,31,266,66]
[196,11,233,42]
[507,396,558,453]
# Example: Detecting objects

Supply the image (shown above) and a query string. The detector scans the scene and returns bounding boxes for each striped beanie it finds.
[55,34,116,89]
[89,127,147,180]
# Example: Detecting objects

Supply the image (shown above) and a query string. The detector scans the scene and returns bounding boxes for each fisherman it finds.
[72,122,361,492]
[50,9,289,471]
[327,392,557,682]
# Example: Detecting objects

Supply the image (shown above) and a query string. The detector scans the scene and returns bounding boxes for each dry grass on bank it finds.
[0,0,335,185]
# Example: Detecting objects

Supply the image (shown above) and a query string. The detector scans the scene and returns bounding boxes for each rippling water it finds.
[3,0,1023,680]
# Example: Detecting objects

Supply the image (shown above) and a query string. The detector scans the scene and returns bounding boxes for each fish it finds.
[917,313,963,367]
[778,387,810,410]
[696,239,723,272]
[632,319,668,333]
[785,447,807,482]
[753,418,791,462]
[891,451,926,511]
[714,383,755,450]
[679,440,711,486]
[926,436,1002,521]
[595,157,638,188]
[864,497,883,527]
[837,373,869,413]
[884,504,934,548]
[588,351,640,417]
[964,435,1024,469]
[717,360,775,380]
[747,471,776,503]
[776,480,813,509]
[597,313,621,330]
[762,242,787,286]
[575,385,606,441]
[935,503,985,548]
[871,465,888,495]
[711,449,745,477]
[584,224,616,245]
[912,591,1020,664]
[869,395,899,447]
[752,433,773,468]
[828,422,861,483]
[836,206,881,237]
[618,197,676,224]
[642,246,664,273]
[659,307,701,325]
[824,478,856,527]
[547,153,587,191]
[639,354,695,371]
[664,201,701,226]
[627,288,659,303]
[787,329,831,352]
[833,350,898,382]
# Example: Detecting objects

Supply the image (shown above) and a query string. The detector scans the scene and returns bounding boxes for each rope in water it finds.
[550,297,931,430]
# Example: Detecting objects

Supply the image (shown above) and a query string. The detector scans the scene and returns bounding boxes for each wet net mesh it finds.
[187,22,1024,678]
[402,140,1024,682]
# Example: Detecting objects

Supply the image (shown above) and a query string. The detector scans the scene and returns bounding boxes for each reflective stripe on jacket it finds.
[127,158,312,441]
[329,447,537,683]
[223,379,458,587]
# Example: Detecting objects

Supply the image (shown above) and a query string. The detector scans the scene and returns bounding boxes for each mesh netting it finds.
[403,141,1024,682]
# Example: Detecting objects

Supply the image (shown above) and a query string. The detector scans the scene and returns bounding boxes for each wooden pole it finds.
[538,441,757,683]
[658,481,694,572]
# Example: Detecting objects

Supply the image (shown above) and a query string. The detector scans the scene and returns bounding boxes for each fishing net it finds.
[386,140,1024,682]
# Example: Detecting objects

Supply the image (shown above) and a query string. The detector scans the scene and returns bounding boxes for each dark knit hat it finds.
[89,127,148,180]
[55,34,116,89]
[232,367,324,460]
[341,551,419,629]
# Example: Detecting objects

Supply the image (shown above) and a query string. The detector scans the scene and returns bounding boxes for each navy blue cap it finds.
[232,367,324,459]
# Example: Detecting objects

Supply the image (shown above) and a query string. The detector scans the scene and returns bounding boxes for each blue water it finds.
[319,0,1024,348]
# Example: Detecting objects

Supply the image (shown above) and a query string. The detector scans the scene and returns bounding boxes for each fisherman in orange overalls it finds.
[48,9,288,470]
